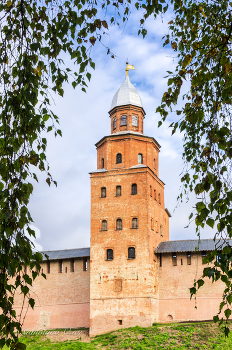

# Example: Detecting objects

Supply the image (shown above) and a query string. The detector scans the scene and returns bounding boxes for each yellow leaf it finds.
[7,0,12,7]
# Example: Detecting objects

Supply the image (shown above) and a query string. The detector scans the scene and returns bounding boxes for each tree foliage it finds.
[1,0,232,346]
[153,0,232,335]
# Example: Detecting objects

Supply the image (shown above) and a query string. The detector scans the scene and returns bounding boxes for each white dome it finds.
[110,75,143,111]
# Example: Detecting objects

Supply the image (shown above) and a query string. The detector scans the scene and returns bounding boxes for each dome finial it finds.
[125,62,135,76]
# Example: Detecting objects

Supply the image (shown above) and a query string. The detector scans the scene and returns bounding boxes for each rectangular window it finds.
[70,258,75,272]
[172,253,177,266]
[116,186,121,196]
[101,187,106,198]
[107,249,113,260]
[83,257,87,271]
[160,253,162,267]
[59,260,63,273]
[187,252,191,265]
[132,115,138,127]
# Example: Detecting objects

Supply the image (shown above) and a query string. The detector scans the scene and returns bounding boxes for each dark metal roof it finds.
[41,248,90,261]
[155,239,232,253]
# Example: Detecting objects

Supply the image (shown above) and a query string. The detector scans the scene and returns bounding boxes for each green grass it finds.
[4,322,232,349]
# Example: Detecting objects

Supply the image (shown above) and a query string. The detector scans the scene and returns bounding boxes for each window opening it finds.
[131,183,137,195]
[116,185,121,197]
[113,118,116,129]
[83,257,87,271]
[187,252,191,265]
[107,249,113,260]
[101,158,104,168]
[154,190,156,200]
[160,225,163,236]
[150,185,152,196]
[59,260,63,273]
[172,253,177,266]
[151,218,154,230]
[181,259,183,265]
[121,115,127,126]
[101,187,106,198]
[70,258,75,272]
[118,320,123,325]
[116,218,122,230]
[138,153,143,164]
[160,253,162,267]
[202,251,207,264]
[65,266,67,273]
[132,115,138,127]
[47,261,50,274]
[154,158,156,168]
[116,153,122,164]
[128,247,135,259]
[158,193,161,204]
[132,218,138,229]
[102,220,107,231]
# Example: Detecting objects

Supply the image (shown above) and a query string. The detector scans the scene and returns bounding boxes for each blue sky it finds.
[28,7,213,251]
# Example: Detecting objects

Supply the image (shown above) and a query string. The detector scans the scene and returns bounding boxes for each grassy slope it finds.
[9,322,232,349]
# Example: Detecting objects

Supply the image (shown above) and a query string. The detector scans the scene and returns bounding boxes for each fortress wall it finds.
[157,252,225,322]
[13,257,90,330]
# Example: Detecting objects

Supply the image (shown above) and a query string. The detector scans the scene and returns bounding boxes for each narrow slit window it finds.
[107,249,113,260]
[116,185,121,197]
[187,252,191,265]
[151,218,154,230]
[113,118,116,130]
[116,218,122,230]
[128,247,135,259]
[160,225,163,236]
[101,187,106,198]
[102,220,107,231]
[59,260,63,273]
[47,261,50,274]
[131,183,137,195]
[65,267,67,273]
[154,158,156,168]
[121,115,127,126]
[154,190,156,200]
[132,115,138,127]
[172,253,177,266]
[158,193,161,204]
[202,251,207,264]
[83,257,87,271]
[116,153,122,164]
[70,258,75,272]
[101,158,104,168]
[160,253,162,267]
[150,185,152,197]
[138,153,143,164]
[132,218,138,229]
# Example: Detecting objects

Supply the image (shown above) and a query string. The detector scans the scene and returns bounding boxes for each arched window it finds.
[132,115,138,127]
[116,153,122,164]
[150,185,152,197]
[113,118,116,130]
[107,249,113,260]
[132,218,138,229]
[121,115,127,126]
[138,153,143,164]
[154,189,156,200]
[101,187,106,198]
[102,220,107,231]
[158,193,161,204]
[116,218,122,230]
[131,183,137,195]
[128,247,135,259]
[101,158,104,168]
[154,158,156,169]
[116,185,121,197]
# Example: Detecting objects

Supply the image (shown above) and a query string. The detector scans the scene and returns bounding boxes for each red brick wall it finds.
[13,257,90,330]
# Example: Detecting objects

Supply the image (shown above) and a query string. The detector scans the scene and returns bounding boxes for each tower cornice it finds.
[95,131,161,150]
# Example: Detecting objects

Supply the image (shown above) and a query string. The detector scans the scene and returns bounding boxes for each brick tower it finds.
[89,66,170,336]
